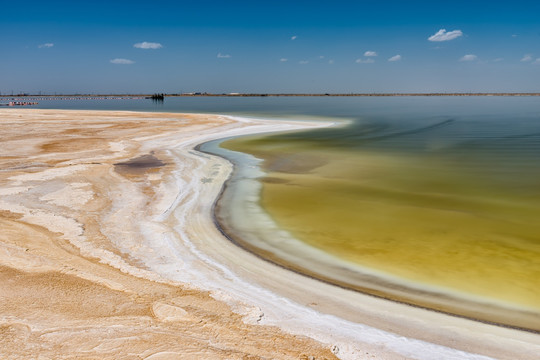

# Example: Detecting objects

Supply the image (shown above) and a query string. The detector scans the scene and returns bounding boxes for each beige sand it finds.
[0,109,337,360]
[0,109,538,360]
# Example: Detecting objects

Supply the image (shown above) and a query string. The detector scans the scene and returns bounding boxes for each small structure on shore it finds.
[146,93,164,101]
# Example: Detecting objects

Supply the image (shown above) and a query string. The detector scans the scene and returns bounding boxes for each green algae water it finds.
[217,97,540,324]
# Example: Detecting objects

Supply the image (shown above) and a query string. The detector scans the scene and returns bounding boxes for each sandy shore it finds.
[0,109,538,360]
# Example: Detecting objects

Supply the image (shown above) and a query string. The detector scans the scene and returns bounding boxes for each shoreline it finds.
[0,109,538,359]
[202,135,540,333]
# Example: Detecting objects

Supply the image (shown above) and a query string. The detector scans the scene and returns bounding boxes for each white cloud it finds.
[428,29,463,42]
[110,58,134,65]
[291,35,297,40]
[38,43,54,48]
[364,51,377,57]
[388,54,401,62]
[319,55,324,59]
[459,54,477,62]
[521,54,533,62]
[493,58,504,62]
[356,58,375,64]
[534,58,540,64]
[217,53,231,58]
[133,41,162,49]
[512,34,518,38]
[299,60,309,64]
[328,59,334,64]
[280,58,288,62]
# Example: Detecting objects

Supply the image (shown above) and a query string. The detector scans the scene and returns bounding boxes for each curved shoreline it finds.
[185,117,536,358]
[1,109,538,360]
[180,116,539,359]
[200,135,540,334]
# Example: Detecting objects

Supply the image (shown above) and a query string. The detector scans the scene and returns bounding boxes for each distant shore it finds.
[2,92,540,100]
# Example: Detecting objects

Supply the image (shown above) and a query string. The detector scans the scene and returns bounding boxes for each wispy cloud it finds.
[428,29,463,42]
[280,58,288,62]
[356,58,375,64]
[459,54,477,62]
[110,58,134,65]
[534,58,540,65]
[38,43,54,48]
[364,51,377,57]
[493,58,504,62]
[217,53,231,58]
[521,54,533,62]
[133,41,162,49]
[388,54,401,62]
[299,60,309,64]
[291,35,297,40]
[328,59,334,64]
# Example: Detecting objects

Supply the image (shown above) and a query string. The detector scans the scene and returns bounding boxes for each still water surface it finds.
[218,97,540,314]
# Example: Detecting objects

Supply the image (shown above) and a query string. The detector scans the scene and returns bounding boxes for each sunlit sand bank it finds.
[0,109,538,359]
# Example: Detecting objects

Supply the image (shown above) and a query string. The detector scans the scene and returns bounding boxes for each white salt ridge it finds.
[121,116,506,360]
[40,183,93,208]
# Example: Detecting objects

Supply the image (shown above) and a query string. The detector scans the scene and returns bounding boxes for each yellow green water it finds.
[222,135,540,311]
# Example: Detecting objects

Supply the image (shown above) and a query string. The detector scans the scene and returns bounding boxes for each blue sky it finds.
[1,0,540,93]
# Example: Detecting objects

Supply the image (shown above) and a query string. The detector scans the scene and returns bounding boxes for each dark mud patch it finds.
[114,154,165,174]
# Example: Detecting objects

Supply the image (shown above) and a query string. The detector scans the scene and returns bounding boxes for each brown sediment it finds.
[41,138,103,153]
[0,109,337,360]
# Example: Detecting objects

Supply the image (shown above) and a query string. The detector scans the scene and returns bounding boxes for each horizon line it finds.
[2,92,540,97]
